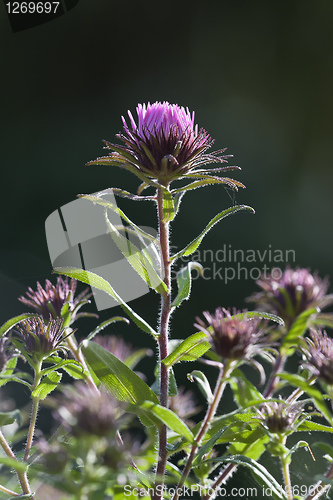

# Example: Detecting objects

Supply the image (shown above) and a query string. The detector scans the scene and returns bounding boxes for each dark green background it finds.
[1,0,333,493]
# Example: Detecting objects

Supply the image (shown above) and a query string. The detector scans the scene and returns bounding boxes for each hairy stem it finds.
[66,333,99,394]
[0,483,20,496]
[24,359,43,462]
[263,353,286,398]
[153,186,172,500]
[171,362,234,500]
[0,430,34,498]
[281,454,292,500]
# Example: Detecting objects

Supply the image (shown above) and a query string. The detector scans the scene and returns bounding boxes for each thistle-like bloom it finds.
[14,317,67,358]
[195,308,272,362]
[54,383,120,437]
[258,400,305,434]
[247,267,333,329]
[87,101,244,187]
[18,277,94,325]
[301,329,333,385]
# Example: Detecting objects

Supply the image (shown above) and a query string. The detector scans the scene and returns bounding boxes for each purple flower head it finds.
[258,400,305,434]
[54,382,120,437]
[88,101,244,187]
[18,277,94,326]
[301,329,333,385]
[14,317,67,358]
[195,308,274,366]
[247,267,333,329]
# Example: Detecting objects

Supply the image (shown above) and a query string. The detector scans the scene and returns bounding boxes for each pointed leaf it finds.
[162,332,211,368]
[32,371,62,400]
[82,341,159,406]
[170,205,255,262]
[139,401,194,443]
[171,262,203,309]
[104,208,166,294]
[192,429,225,467]
[54,268,158,338]
[83,316,130,344]
[0,409,21,426]
[281,307,318,355]
[188,370,214,404]
[0,313,38,337]
[171,176,245,194]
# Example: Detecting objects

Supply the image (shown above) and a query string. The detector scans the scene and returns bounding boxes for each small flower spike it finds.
[14,317,68,358]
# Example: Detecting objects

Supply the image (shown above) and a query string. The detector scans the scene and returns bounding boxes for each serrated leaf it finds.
[54,268,158,338]
[82,341,158,407]
[171,262,203,309]
[170,205,255,262]
[32,371,62,400]
[0,313,38,337]
[162,332,211,368]
[139,401,194,443]
[188,370,214,404]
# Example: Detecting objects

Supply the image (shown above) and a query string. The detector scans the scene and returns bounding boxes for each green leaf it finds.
[0,313,38,337]
[297,420,333,433]
[139,401,194,443]
[124,348,152,370]
[54,268,158,338]
[171,262,203,309]
[0,409,21,427]
[32,371,62,400]
[279,373,333,425]
[0,357,17,388]
[229,369,264,408]
[209,455,287,499]
[41,359,85,379]
[112,187,155,202]
[83,316,130,344]
[82,341,159,406]
[170,205,255,262]
[162,332,211,368]
[232,311,284,326]
[9,495,35,500]
[281,307,318,355]
[171,176,245,195]
[188,370,214,404]
[313,441,333,458]
[192,429,225,467]
[104,208,167,294]
[0,456,28,473]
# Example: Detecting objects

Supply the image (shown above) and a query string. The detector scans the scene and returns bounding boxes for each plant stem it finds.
[171,362,234,500]
[208,353,288,497]
[0,429,34,498]
[153,186,172,500]
[24,359,43,462]
[0,483,20,496]
[263,353,286,398]
[66,333,99,394]
[281,451,292,500]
